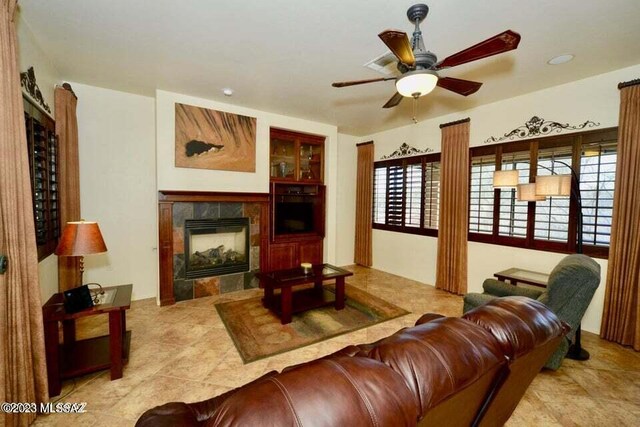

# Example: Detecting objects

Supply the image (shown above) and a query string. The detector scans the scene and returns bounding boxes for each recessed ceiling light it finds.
[222,88,234,96]
[547,54,574,65]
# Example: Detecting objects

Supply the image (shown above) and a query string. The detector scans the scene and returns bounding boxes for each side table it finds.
[42,284,132,397]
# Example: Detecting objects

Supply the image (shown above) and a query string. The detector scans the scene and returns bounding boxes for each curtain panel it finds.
[436,119,470,295]
[354,141,374,266]
[600,81,640,351]
[1,1,50,425]
[55,85,81,292]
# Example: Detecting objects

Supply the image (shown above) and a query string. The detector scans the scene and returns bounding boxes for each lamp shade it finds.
[535,175,571,196]
[55,221,107,256]
[493,170,519,188]
[395,70,438,98]
[517,183,546,201]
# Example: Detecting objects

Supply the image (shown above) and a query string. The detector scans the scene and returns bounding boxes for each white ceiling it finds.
[19,0,640,136]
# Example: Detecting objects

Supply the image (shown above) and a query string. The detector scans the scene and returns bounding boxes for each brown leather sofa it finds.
[136,296,567,427]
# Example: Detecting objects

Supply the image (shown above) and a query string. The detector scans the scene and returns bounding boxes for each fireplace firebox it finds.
[184,218,250,279]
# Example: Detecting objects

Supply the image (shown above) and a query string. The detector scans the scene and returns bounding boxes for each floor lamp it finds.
[495,161,590,360]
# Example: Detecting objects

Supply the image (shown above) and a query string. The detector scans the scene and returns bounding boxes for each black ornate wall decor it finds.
[380,142,434,159]
[484,116,600,144]
[20,66,51,114]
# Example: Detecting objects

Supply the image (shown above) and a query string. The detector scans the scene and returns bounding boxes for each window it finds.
[535,146,573,243]
[373,153,440,236]
[498,152,530,238]
[24,96,60,261]
[468,128,617,258]
[469,155,495,234]
[580,138,617,247]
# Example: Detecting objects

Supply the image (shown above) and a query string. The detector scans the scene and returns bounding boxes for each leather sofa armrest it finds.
[415,313,445,326]
[482,279,545,299]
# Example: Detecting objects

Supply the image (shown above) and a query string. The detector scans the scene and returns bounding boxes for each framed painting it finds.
[175,103,256,172]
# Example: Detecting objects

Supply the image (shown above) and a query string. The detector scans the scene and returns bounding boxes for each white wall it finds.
[73,83,158,301]
[360,63,640,334]
[155,90,340,263]
[335,133,359,266]
[17,14,62,299]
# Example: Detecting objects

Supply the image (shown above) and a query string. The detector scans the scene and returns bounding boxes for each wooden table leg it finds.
[44,320,61,397]
[314,278,323,294]
[335,277,345,310]
[281,286,292,324]
[263,286,274,308]
[62,319,76,344]
[121,310,127,358]
[108,311,123,380]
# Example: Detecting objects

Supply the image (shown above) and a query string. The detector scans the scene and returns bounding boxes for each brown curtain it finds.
[1,1,50,425]
[600,81,640,351]
[436,119,470,295]
[354,141,374,266]
[55,85,81,291]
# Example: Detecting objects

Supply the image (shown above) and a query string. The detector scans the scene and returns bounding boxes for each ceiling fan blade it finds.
[382,92,404,109]
[434,30,521,70]
[332,77,395,88]
[378,30,416,66]
[437,77,483,96]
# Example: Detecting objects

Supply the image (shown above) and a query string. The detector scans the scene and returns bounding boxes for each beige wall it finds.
[17,14,62,300]
[155,90,340,264]
[361,63,640,334]
[73,83,158,301]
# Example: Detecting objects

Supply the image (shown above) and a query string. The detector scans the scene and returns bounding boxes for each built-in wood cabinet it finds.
[270,128,324,183]
[24,96,60,260]
[264,128,326,272]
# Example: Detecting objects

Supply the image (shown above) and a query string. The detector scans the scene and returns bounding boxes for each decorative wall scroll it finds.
[175,103,257,172]
[20,66,51,114]
[484,116,600,144]
[380,142,434,159]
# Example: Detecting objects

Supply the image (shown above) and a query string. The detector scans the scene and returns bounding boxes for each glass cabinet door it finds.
[299,143,322,182]
[270,137,296,179]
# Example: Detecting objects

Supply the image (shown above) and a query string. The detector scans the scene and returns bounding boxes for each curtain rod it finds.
[618,78,640,89]
[439,117,470,129]
[356,141,373,147]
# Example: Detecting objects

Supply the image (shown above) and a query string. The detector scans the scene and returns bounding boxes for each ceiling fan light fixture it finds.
[396,70,438,98]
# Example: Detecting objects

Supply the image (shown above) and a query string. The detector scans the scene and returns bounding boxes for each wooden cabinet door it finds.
[268,243,298,271]
[299,240,323,265]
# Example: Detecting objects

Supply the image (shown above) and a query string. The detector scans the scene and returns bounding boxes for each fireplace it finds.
[184,217,250,279]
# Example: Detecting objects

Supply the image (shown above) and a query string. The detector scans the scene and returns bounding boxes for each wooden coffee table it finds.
[256,264,353,324]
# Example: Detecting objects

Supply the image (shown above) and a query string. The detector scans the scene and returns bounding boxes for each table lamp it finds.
[55,220,108,286]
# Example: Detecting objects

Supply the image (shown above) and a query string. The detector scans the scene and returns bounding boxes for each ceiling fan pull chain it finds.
[412,97,418,124]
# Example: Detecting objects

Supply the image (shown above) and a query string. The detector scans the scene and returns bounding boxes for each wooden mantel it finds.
[157,190,270,306]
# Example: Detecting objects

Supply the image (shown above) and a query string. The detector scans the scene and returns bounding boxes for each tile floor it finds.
[34,266,640,426]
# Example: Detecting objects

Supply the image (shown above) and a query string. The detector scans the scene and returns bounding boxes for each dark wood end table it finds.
[42,284,132,397]
[256,264,353,324]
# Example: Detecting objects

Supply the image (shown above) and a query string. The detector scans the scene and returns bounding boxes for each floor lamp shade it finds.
[535,175,571,196]
[55,221,107,256]
[493,170,519,188]
[517,183,546,201]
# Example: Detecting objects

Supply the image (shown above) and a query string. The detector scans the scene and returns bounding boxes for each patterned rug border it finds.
[215,285,410,364]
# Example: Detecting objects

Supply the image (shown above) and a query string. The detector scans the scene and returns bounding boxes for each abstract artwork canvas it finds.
[175,103,257,172]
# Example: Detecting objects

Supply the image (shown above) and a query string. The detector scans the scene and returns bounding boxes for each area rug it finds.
[215,284,409,363]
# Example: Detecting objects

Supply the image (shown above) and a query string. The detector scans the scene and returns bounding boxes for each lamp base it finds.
[566,345,590,361]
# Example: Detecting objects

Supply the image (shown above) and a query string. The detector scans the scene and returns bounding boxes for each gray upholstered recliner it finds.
[463,254,600,370]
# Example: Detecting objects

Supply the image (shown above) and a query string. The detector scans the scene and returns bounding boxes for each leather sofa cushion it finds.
[366,317,504,416]
[462,296,568,360]
[205,356,419,427]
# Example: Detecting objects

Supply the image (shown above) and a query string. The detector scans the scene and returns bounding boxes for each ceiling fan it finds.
[332,3,521,108]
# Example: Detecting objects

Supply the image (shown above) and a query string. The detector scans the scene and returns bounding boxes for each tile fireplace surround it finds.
[158,191,269,306]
